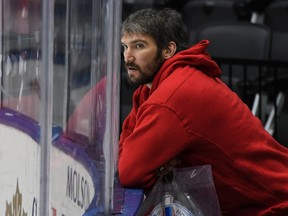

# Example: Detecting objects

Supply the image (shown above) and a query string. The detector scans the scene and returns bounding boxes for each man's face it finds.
[121,32,164,86]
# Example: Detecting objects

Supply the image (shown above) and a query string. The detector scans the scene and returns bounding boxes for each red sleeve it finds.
[119,85,149,156]
[118,104,191,189]
[119,109,136,157]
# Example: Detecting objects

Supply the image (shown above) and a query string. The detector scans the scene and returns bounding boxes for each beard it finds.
[125,52,164,86]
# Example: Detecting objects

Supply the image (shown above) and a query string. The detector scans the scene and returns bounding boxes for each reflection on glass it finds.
[1,0,120,214]
[1,0,41,120]
[52,0,120,214]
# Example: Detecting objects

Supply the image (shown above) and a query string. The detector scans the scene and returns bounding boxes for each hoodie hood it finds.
[150,40,222,94]
[131,40,222,110]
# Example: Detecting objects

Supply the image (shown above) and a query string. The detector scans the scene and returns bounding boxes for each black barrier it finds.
[214,57,288,146]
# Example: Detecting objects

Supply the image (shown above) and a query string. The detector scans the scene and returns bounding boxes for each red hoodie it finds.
[118,40,288,215]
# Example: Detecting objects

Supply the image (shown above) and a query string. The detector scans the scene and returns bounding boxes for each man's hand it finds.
[157,157,181,176]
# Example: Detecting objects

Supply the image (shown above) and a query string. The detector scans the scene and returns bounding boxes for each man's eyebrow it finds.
[121,39,148,45]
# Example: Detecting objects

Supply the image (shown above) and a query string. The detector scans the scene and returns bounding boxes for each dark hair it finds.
[121,8,188,53]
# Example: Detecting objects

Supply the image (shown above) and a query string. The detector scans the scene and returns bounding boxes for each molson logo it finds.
[66,165,91,210]
[50,144,96,216]
[5,179,27,216]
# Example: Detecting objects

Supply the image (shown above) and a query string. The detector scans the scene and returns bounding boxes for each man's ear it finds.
[162,41,177,59]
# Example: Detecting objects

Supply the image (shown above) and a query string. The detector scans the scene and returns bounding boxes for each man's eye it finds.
[135,44,144,49]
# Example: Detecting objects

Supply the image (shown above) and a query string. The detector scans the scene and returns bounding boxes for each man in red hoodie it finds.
[118,8,288,215]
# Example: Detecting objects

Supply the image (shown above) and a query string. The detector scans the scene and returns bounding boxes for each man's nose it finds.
[124,50,135,63]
